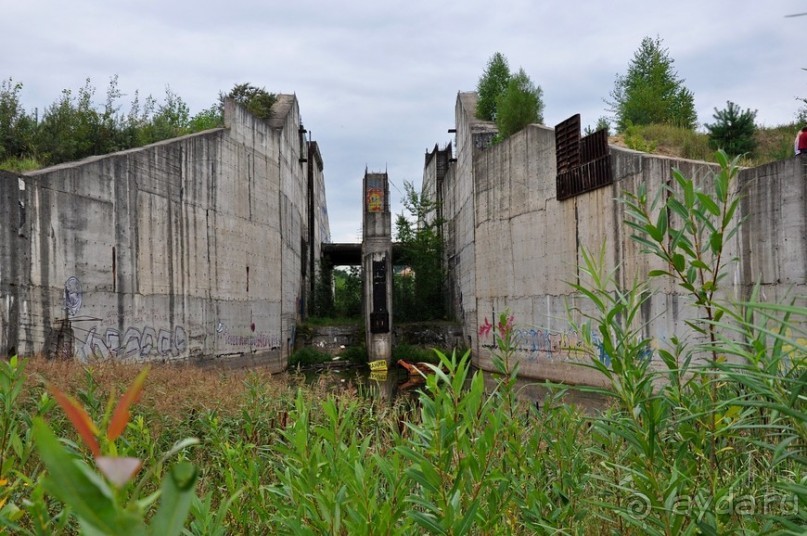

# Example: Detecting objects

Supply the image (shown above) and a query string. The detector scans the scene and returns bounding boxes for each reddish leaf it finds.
[106,367,149,442]
[48,385,100,457]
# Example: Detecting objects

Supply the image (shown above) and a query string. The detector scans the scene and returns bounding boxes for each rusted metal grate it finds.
[555,114,581,174]
[555,116,613,201]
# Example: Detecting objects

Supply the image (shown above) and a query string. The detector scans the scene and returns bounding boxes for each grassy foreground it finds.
[1,333,804,535]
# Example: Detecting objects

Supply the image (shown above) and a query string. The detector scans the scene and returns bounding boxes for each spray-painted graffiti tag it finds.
[215,321,281,350]
[480,325,654,366]
[78,324,188,361]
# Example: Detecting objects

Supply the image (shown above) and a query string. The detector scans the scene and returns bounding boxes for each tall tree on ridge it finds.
[607,36,697,132]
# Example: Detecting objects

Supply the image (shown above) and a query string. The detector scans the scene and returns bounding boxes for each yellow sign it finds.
[368,359,388,371]
[369,371,388,382]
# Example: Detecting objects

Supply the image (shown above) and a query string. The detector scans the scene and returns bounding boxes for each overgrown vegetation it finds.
[311,264,363,321]
[603,33,801,166]
[706,100,758,157]
[339,344,369,363]
[567,150,806,533]
[475,52,511,122]
[608,36,697,132]
[0,77,275,171]
[1,151,803,533]
[223,83,276,120]
[475,52,544,139]
[797,98,807,125]
[495,68,544,139]
[392,343,444,364]
[611,121,799,166]
[310,180,449,325]
[288,347,333,367]
[394,181,446,322]
[289,344,367,367]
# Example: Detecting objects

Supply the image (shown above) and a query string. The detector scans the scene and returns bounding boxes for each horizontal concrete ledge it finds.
[322,242,407,266]
[192,351,285,373]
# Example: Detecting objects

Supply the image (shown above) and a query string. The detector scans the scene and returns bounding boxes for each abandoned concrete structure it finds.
[424,92,807,386]
[3,86,805,387]
[0,96,329,370]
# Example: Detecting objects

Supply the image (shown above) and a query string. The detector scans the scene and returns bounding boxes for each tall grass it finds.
[614,122,801,166]
[0,156,42,172]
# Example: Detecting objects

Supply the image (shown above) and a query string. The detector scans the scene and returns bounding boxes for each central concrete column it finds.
[362,171,393,364]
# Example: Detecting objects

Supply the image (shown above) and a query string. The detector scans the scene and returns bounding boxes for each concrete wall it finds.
[426,92,807,386]
[437,93,499,347]
[0,96,330,369]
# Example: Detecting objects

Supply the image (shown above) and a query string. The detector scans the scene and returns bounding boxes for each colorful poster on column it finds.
[367,188,383,212]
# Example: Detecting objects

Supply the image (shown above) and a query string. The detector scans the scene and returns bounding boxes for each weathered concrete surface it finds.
[425,92,807,387]
[0,96,330,370]
[297,325,362,356]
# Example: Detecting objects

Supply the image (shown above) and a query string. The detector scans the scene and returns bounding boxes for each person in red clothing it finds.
[797,127,807,155]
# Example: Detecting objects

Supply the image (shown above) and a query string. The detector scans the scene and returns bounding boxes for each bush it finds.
[615,123,715,160]
[392,344,440,364]
[339,345,367,364]
[623,123,657,153]
[288,347,332,367]
[0,156,42,172]
[495,68,544,138]
[222,83,276,121]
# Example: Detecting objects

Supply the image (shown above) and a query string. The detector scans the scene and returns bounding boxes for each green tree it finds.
[188,104,223,132]
[312,260,335,318]
[140,86,191,144]
[1,77,231,170]
[333,267,362,318]
[394,181,445,321]
[585,116,611,136]
[476,52,511,121]
[796,97,807,124]
[705,100,757,157]
[608,36,697,132]
[96,75,125,154]
[35,79,102,164]
[0,78,36,163]
[495,68,544,138]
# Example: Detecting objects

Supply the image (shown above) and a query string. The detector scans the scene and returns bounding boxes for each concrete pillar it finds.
[362,171,393,363]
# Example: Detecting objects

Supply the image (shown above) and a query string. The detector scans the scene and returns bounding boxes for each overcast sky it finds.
[3,1,805,242]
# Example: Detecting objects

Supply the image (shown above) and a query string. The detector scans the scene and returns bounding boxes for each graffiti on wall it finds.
[78,324,188,361]
[215,321,281,350]
[480,325,655,367]
[64,276,82,316]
